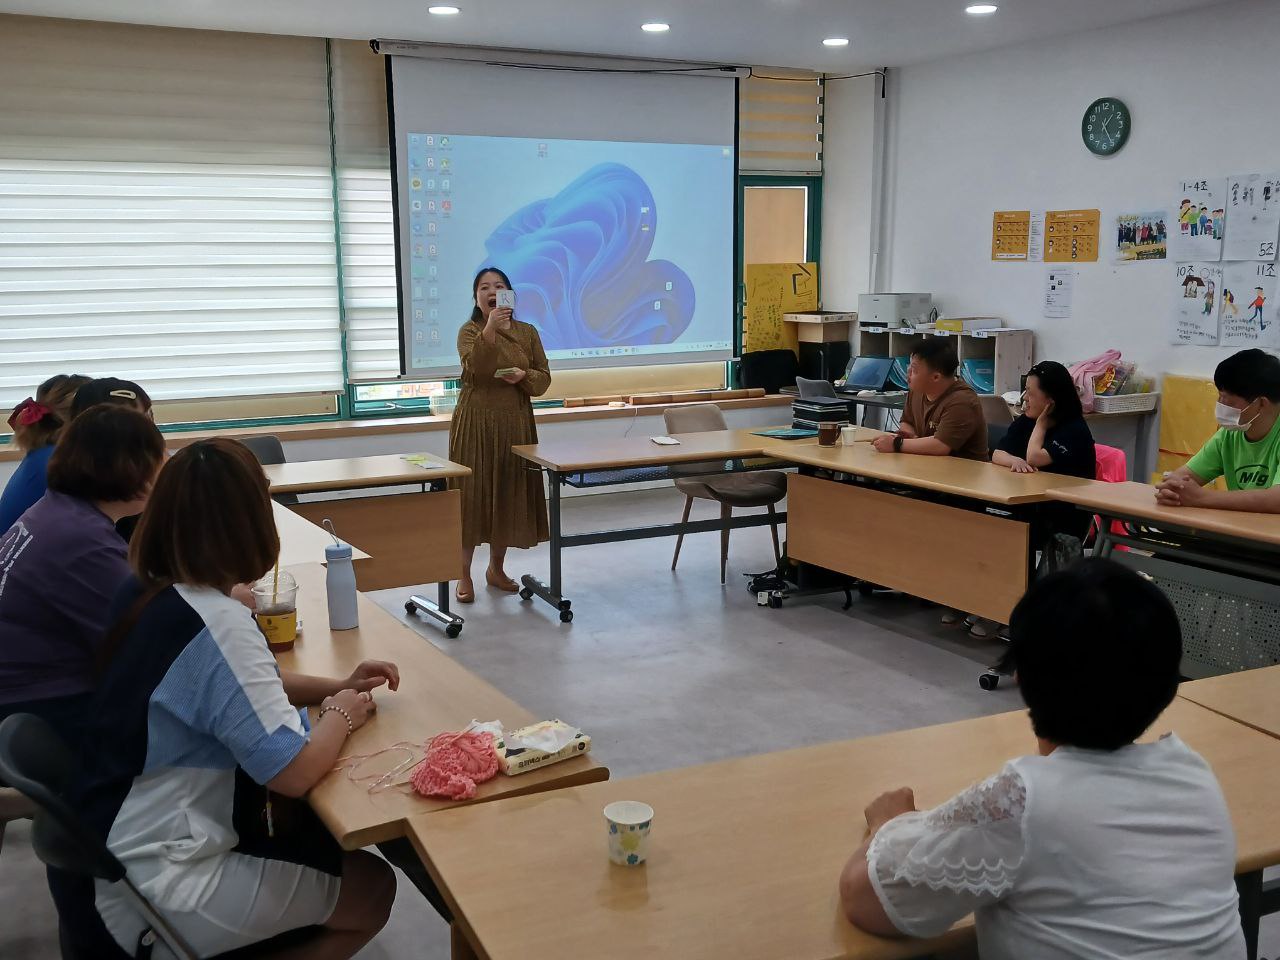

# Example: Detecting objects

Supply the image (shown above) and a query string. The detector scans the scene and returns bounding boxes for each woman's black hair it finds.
[998,559,1181,751]
[1026,360,1083,422]
[469,267,514,324]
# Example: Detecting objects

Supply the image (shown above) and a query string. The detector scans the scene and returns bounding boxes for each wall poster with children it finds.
[1221,261,1280,348]
[1223,172,1280,262]
[1170,178,1225,262]
[1171,262,1222,345]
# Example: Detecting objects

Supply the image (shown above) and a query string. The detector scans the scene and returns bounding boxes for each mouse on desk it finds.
[857,390,877,397]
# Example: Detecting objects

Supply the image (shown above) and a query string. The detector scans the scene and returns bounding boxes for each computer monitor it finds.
[840,356,893,392]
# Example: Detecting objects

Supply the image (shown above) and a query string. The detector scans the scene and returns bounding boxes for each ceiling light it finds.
[823,37,849,47]
[965,4,999,14]
[641,22,670,33]
[428,5,460,14]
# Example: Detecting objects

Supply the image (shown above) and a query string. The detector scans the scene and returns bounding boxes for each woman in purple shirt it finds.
[0,406,165,744]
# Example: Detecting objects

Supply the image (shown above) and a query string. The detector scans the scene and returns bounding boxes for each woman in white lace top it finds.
[838,560,1246,959]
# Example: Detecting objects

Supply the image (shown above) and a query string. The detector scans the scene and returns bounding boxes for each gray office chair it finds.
[238,435,298,505]
[0,714,198,960]
[663,404,786,583]
[796,376,837,399]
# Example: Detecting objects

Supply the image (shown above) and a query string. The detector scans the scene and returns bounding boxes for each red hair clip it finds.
[6,398,51,429]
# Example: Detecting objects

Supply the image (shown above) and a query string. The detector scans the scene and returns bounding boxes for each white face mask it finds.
[1215,400,1260,431]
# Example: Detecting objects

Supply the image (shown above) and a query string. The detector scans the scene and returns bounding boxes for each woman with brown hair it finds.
[0,373,90,531]
[0,405,163,744]
[448,266,551,602]
[50,439,398,960]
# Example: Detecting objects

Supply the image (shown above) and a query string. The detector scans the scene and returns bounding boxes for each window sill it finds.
[0,395,790,462]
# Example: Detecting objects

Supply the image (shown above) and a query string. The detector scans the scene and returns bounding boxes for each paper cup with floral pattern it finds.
[604,801,654,866]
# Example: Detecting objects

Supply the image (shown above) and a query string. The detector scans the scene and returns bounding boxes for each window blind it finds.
[737,72,823,175]
[0,16,344,407]
[331,40,401,383]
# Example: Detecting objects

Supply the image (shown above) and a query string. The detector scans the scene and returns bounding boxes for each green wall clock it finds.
[1082,97,1131,156]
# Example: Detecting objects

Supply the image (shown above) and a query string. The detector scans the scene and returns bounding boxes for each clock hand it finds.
[1100,114,1112,137]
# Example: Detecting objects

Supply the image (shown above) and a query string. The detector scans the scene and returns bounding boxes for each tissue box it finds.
[493,720,592,776]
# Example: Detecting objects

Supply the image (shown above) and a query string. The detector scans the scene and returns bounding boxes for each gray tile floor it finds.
[2,488,1276,958]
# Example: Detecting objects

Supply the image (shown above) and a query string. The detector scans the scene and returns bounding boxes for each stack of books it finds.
[792,396,850,431]
[960,358,996,395]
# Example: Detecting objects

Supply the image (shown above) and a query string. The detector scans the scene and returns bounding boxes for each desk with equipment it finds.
[1050,481,1280,678]
[274,563,609,851]
[264,453,471,638]
[408,697,1280,960]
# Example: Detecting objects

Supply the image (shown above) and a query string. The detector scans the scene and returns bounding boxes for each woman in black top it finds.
[993,360,1096,481]
[969,361,1097,639]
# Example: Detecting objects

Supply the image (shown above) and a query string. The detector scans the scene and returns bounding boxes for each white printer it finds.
[857,293,933,328]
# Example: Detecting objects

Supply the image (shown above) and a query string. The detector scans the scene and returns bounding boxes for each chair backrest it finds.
[1095,443,1128,483]
[238,434,287,467]
[237,435,298,505]
[663,403,727,435]
[738,348,799,395]
[979,394,1014,428]
[0,714,122,882]
[663,404,728,479]
[796,377,837,399]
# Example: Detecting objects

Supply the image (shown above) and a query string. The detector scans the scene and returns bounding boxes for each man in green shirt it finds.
[1156,349,1280,512]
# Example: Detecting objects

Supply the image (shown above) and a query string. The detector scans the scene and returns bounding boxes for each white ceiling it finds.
[0,0,1230,71]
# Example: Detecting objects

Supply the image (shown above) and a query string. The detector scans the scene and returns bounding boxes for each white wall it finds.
[821,74,882,310]
[881,0,1280,379]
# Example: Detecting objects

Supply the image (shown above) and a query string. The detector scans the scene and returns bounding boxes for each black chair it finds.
[238,435,298,506]
[0,714,197,960]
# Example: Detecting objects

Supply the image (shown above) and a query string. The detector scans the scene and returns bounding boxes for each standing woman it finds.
[0,373,90,531]
[449,267,551,602]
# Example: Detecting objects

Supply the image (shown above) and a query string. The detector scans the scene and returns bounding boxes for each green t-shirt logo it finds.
[1234,463,1271,488]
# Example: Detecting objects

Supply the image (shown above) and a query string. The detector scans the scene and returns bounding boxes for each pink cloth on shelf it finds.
[409,730,500,800]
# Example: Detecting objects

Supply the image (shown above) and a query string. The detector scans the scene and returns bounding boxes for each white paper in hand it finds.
[496,289,516,310]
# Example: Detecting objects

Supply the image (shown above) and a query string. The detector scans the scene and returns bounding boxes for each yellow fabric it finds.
[1155,374,1225,488]
[742,262,818,353]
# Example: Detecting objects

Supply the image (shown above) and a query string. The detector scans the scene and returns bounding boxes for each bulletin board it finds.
[991,210,1031,261]
[743,262,818,353]
[1044,208,1100,262]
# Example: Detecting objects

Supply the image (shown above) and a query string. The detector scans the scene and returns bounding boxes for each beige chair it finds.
[663,404,787,583]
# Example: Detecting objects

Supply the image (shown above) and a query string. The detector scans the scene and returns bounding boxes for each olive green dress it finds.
[449,319,551,549]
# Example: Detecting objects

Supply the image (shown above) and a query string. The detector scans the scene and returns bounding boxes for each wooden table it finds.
[775,437,1099,624]
[276,563,608,851]
[273,501,369,567]
[265,454,472,637]
[408,698,1280,960]
[512,429,792,623]
[1181,667,1280,741]
[1051,481,1280,677]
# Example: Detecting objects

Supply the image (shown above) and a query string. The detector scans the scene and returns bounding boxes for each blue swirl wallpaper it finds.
[482,163,695,351]
[402,133,733,371]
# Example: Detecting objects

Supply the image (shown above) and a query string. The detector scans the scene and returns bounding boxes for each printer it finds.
[857,293,933,329]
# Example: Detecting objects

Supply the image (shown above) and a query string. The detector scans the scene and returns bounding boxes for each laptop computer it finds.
[837,356,893,394]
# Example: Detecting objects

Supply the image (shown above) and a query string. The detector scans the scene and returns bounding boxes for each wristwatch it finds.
[893,436,904,453]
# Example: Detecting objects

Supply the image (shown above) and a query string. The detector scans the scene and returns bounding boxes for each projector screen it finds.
[387,55,737,378]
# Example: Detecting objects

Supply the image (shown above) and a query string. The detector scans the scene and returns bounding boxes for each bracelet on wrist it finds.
[318,704,354,736]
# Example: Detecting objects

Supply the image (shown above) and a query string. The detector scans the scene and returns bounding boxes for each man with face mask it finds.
[1156,348,1280,511]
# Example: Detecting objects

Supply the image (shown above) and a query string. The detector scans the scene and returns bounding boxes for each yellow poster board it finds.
[1154,374,1223,486]
[1044,208,1100,262]
[743,262,818,354]
[992,210,1030,261]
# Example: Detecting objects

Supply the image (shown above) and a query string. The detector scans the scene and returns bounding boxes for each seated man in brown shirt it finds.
[871,338,988,460]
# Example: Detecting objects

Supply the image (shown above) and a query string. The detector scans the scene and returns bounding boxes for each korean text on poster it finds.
[1221,261,1280,348]
[1224,173,1280,262]
[1170,178,1224,261]
[1172,262,1222,345]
